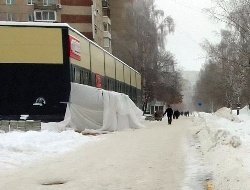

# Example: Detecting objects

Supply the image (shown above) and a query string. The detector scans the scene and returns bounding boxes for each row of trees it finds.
[123,0,183,111]
[194,0,250,112]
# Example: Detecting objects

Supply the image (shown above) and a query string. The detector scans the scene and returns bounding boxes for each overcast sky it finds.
[155,0,224,71]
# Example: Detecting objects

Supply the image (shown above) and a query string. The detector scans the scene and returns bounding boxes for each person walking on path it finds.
[174,110,180,119]
[163,105,173,125]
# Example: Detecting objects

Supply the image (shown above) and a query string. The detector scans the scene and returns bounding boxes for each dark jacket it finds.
[164,107,173,117]
[174,110,180,117]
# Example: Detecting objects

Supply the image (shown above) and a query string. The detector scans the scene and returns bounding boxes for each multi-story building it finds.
[60,0,93,40]
[101,0,111,52]
[109,0,136,67]
[0,0,112,52]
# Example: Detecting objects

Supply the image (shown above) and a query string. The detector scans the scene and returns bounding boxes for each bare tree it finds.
[111,0,183,112]
[195,29,247,111]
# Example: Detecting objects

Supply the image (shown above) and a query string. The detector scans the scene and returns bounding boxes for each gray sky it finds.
[155,0,223,71]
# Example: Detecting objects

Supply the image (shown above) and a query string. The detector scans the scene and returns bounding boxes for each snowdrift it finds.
[215,107,240,122]
[64,83,143,132]
[196,112,242,149]
[193,111,250,189]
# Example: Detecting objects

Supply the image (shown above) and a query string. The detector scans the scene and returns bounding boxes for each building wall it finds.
[91,0,103,46]
[60,0,93,40]
[0,0,112,52]
[0,0,33,21]
[109,0,136,67]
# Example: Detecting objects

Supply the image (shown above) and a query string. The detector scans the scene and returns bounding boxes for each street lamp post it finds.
[237,96,241,115]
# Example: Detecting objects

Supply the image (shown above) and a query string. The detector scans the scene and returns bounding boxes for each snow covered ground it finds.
[1,107,250,189]
[193,106,250,190]
[0,124,100,171]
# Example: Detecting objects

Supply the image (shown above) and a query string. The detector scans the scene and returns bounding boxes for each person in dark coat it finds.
[174,110,180,119]
[163,105,173,125]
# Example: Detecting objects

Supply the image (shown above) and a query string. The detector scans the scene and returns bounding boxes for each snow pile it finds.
[0,129,98,171]
[192,112,207,127]
[193,109,250,189]
[65,83,143,132]
[215,107,240,122]
[41,120,70,132]
[213,129,241,148]
[233,105,250,122]
[198,112,242,149]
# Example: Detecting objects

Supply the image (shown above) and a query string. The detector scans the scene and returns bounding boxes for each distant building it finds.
[109,0,136,67]
[0,0,112,52]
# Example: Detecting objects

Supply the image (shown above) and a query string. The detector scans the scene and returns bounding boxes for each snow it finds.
[192,106,250,189]
[1,105,250,189]
[0,123,99,171]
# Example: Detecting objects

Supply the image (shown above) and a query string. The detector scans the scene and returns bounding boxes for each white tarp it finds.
[64,83,143,132]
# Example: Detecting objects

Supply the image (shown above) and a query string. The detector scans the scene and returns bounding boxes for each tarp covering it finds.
[64,83,143,132]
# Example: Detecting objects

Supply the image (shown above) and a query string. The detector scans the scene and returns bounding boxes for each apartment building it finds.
[109,0,136,67]
[0,0,112,52]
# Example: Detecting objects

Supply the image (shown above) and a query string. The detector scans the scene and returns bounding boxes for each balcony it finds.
[103,16,111,25]
[102,8,110,18]
[102,0,110,8]
[103,31,111,39]
[34,0,61,10]
[102,0,110,17]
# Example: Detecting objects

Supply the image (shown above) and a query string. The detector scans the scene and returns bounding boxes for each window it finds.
[6,0,15,5]
[43,0,48,5]
[34,11,56,22]
[27,0,35,5]
[7,13,14,21]
[48,11,55,20]
[104,38,111,47]
[102,8,110,17]
[80,70,84,84]
[159,106,164,111]
[28,14,34,21]
[102,0,109,8]
[43,0,55,5]
[103,23,111,32]
[151,106,154,115]
[72,67,76,82]
[103,23,108,31]
[75,67,80,83]
[35,12,42,20]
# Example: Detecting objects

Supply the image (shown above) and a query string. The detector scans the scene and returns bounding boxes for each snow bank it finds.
[215,107,240,122]
[196,112,242,150]
[214,129,241,148]
[65,83,143,132]
[234,106,250,122]
[0,129,98,171]
[193,110,250,189]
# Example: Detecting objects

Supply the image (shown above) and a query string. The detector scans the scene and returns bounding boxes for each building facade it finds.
[0,0,112,52]
[109,0,136,67]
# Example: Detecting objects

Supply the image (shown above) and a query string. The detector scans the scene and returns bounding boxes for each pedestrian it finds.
[163,105,173,125]
[174,110,180,119]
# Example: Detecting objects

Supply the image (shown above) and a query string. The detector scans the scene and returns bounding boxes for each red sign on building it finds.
[69,35,81,61]
[96,74,102,88]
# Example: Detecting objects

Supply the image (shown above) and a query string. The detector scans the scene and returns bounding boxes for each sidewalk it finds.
[0,118,191,190]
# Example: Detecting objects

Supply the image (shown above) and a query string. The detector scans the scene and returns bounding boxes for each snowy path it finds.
[0,117,203,190]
